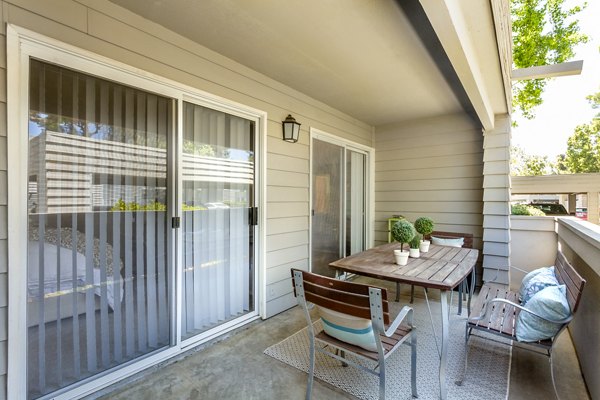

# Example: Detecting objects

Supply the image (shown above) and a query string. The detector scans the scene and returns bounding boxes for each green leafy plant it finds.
[391,219,416,250]
[110,199,167,211]
[414,216,434,238]
[409,235,421,249]
[511,204,546,216]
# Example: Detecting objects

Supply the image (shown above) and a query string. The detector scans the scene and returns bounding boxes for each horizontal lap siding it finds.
[374,114,484,277]
[0,1,375,394]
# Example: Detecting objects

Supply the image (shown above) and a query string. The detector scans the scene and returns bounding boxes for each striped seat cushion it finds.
[317,306,377,352]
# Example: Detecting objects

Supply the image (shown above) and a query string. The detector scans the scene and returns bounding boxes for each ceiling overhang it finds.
[108,0,509,129]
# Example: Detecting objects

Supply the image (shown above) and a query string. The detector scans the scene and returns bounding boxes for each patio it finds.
[91,279,589,400]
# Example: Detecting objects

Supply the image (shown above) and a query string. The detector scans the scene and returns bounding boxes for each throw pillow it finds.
[520,266,558,305]
[430,236,464,248]
[317,306,377,352]
[516,284,571,342]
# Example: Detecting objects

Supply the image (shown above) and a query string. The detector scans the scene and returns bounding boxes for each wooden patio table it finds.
[329,242,479,400]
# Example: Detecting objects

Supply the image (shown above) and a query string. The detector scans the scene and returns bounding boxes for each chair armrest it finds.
[383,306,414,337]
[471,298,572,325]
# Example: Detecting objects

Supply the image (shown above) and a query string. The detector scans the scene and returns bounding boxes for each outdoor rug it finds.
[264,297,510,400]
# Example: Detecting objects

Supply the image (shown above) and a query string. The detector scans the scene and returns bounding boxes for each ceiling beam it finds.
[397,0,484,129]
[406,0,496,130]
[511,60,584,81]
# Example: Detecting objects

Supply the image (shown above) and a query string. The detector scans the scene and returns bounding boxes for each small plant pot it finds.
[394,249,410,266]
[409,248,420,258]
[419,240,430,253]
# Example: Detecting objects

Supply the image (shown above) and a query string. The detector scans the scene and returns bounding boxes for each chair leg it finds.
[456,325,471,386]
[306,335,315,400]
[550,352,560,400]
[379,357,386,400]
[411,332,418,398]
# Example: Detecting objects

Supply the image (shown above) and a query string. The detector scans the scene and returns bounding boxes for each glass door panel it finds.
[181,102,255,340]
[27,60,171,398]
[311,139,343,277]
[346,150,366,256]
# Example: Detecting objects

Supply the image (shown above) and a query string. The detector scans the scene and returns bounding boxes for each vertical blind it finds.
[27,60,171,398]
[181,102,254,340]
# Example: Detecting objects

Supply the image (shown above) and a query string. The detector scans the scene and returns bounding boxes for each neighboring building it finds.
[0,0,512,398]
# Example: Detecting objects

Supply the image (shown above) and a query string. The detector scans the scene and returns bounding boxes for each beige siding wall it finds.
[0,0,375,396]
[374,113,484,270]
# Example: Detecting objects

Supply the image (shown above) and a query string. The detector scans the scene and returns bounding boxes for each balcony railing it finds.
[510,215,600,399]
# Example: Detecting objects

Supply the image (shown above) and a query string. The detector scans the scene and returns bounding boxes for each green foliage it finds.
[182,203,207,211]
[414,216,434,237]
[110,199,166,211]
[510,145,554,175]
[391,220,416,248]
[565,90,600,173]
[511,0,588,120]
[409,235,421,249]
[183,140,216,157]
[511,203,546,216]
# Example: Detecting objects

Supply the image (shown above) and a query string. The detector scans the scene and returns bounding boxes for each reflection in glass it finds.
[27,60,171,398]
[181,102,255,340]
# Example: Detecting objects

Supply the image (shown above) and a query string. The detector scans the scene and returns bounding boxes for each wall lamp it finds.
[282,114,301,143]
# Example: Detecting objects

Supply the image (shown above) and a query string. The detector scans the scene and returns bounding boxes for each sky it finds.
[511,0,600,159]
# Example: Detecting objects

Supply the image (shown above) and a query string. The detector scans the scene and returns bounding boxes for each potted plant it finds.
[409,235,420,258]
[391,219,416,266]
[414,216,434,253]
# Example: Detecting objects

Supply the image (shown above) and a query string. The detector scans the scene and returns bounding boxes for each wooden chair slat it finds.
[292,268,388,300]
[303,280,390,313]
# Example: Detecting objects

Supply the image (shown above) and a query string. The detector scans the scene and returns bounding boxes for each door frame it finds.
[309,128,374,274]
[7,24,267,399]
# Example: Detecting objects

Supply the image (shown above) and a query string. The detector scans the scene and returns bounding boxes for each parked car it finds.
[576,207,588,220]
[527,203,570,216]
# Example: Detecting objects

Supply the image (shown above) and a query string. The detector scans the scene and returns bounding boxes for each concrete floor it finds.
[91,281,589,400]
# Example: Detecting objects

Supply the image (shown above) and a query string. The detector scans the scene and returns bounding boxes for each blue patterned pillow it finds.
[516,285,571,342]
[317,306,377,351]
[519,266,558,305]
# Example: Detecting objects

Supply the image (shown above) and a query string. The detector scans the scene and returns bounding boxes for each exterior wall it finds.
[556,218,600,400]
[482,114,511,284]
[509,216,557,289]
[374,113,484,278]
[0,0,375,396]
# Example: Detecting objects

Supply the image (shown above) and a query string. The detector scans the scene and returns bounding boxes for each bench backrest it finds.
[291,268,391,325]
[425,231,474,249]
[554,251,586,314]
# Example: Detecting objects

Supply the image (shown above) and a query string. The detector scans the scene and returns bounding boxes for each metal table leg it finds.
[439,290,449,400]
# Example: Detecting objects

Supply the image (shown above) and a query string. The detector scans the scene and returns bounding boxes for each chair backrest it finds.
[291,268,390,325]
[425,231,474,249]
[554,251,586,314]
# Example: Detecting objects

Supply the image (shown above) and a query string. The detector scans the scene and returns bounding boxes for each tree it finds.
[511,145,553,175]
[564,90,600,172]
[511,0,588,120]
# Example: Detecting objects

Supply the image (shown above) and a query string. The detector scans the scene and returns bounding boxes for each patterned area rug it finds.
[264,297,510,400]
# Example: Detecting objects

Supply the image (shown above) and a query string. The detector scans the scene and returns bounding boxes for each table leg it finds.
[439,290,449,400]
[396,282,400,302]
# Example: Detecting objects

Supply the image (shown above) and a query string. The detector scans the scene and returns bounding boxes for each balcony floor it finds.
[91,279,589,400]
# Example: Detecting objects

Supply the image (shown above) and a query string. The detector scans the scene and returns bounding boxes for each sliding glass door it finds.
[27,60,172,397]
[181,102,256,340]
[311,136,368,277]
[25,59,259,398]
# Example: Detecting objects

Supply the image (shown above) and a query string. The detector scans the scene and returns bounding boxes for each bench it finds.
[458,251,586,398]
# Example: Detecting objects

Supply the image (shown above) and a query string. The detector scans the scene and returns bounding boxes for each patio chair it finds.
[291,269,418,400]
[456,251,586,399]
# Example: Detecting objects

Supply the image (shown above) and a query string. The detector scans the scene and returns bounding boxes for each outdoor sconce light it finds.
[282,114,301,143]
